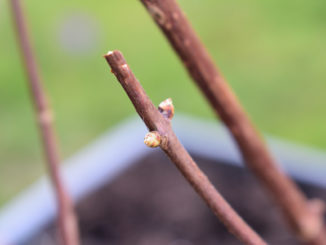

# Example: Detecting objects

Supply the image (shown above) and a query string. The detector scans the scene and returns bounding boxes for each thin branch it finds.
[104,50,267,245]
[9,1,80,244]
[138,0,326,243]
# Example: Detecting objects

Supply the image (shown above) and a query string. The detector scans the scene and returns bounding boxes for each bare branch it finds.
[9,1,80,244]
[105,50,267,245]
[138,0,326,243]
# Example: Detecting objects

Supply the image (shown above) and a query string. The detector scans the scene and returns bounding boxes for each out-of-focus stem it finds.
[138,0,326,243]
[9,1,80,244]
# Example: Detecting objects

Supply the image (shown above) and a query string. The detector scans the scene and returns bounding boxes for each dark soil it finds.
[28,151,326,245]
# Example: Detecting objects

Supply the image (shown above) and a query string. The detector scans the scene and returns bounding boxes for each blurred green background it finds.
[0,0,325,205]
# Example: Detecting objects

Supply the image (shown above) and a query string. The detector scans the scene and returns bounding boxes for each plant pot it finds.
[1,115,325,245]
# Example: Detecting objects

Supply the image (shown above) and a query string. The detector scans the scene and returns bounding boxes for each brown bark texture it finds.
[9,1,80,244]
[138,0,326,244]
[105,50,268,245]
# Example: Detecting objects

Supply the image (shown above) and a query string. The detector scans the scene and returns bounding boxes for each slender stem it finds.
[105,50,267,245]
[9,1,80,244]
[138,0,326,243]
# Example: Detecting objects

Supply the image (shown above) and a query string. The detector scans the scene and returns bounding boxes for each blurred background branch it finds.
[9,0,80,244]
[138,0,326,243]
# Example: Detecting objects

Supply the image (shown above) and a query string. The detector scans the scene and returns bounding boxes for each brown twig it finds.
[138,0,326,244]
[9,1,80,244]
[105,50,267,245]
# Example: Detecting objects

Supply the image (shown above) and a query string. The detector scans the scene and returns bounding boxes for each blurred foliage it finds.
[0,0,325,204]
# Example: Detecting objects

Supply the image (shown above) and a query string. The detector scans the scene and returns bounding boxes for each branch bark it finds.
[105,50,267,245]
[9,1,80,244]
[138,0,326,244]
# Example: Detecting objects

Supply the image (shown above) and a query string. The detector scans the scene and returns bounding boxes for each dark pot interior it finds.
[27,151,326,245]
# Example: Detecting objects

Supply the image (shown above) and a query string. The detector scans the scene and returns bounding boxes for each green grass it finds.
[1,0,326,204]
